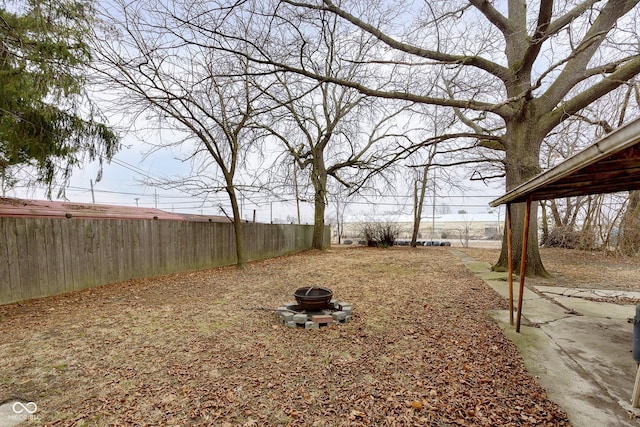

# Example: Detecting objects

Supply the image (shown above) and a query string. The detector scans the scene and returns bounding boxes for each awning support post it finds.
[506,203,514,326]
[516,197,532,333]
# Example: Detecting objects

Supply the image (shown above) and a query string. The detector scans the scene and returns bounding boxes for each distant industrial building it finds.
[335,212,503,244]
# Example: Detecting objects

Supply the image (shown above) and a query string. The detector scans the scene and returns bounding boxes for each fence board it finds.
[14,220,32,300]
[59,218,73,294]
[44,220,62,296]
[0,219,9,301]
[91,221,101,285]
[101,221,113,284]
[122,220,133,282]
[114,221,124,282]
[2,219,20,302]
[73,220,89,291]
[68,219,81,291]
[33,220,48,298]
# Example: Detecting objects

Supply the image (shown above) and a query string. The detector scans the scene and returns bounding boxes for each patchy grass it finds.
[0,247,572,426]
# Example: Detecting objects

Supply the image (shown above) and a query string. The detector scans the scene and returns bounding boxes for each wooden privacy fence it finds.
[1,217,326,305]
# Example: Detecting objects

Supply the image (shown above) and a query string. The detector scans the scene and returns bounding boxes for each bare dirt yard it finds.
[3,246,633,426]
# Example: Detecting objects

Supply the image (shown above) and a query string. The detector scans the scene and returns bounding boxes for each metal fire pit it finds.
[294,286,333,311]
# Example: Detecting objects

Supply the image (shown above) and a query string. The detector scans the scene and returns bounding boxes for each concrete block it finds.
[286,321,297,328]
[332,311,347,321]
[305,311,324,317]
[293,313,308,324]
[312,314,334,324]
[305,321,319,330]
[280,312,294,323]
[340,305,352,315]
[344,315,352,323]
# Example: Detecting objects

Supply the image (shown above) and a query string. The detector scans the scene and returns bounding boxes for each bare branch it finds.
[519,0,553,77]
[468,0,512,35]
[542,54,640,133]
[541,0,640,109]
[281,0,512,83]
[545,0,601,37]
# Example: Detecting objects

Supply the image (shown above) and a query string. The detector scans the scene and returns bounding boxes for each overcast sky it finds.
[6,132,506,225]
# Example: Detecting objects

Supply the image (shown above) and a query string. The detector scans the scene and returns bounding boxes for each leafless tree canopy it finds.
[90,0,640,273]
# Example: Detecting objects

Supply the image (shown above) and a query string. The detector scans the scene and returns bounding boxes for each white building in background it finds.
[335,212,503,244]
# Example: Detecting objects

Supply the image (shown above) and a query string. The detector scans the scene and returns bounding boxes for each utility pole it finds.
[134,197,139,207]
[154,189,158,208]
[90,179,95,204]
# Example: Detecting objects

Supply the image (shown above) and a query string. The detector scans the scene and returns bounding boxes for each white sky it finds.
[4,0,517,222]
[5,137,506,225]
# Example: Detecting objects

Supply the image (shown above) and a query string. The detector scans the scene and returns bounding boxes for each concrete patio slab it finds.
[456,251,640,427]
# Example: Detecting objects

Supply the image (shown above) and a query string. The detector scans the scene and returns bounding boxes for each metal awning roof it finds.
[490,117,640,206]
[488,116,640,334]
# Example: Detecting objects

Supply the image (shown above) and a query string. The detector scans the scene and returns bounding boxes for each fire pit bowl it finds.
[294,286,333,311]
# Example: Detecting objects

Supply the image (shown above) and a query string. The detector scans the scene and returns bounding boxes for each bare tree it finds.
[204,0,640,275]
[329,189,350,244]
[407,107,456,247]
[611,81,640,255]
[410,165,430,247]
[457,217,472,249]
[540,79,640,252]
[92,0,270,267]
[258,11,413,249]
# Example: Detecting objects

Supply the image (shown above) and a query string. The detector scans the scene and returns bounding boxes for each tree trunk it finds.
[579,195,597,250]
[495,201,548,277]
[620,190,640,255]
[550,200,563,227]
[540,200,549,245]
[312,193,327,249]
[411,174,428,247]
[335,198,343,244]
[311,162,328,249]
[227,186,247,268]
[494,116,549,277]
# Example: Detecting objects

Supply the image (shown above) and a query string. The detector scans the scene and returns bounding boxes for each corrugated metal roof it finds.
[0,197,185,221]
[490,117,640,206]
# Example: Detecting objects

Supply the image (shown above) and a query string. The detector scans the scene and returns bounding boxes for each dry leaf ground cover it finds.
[459,247,640,293]
[0,246,572,426]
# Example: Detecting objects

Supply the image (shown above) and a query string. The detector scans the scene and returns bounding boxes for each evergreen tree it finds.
[0,0,118,196]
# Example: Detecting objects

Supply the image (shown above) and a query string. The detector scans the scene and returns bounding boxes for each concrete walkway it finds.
[454,250,640,427]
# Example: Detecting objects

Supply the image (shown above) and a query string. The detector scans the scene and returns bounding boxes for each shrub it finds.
[360,222,400,248]
[542,227,581,249]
